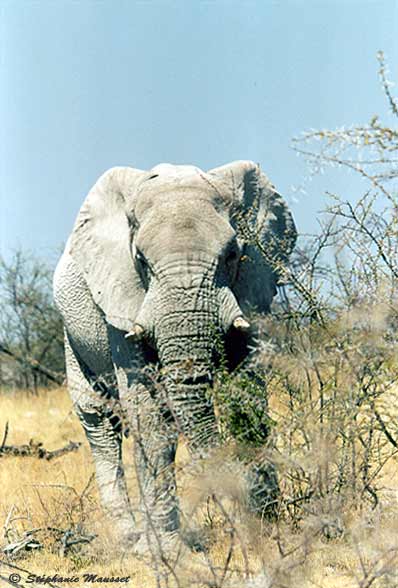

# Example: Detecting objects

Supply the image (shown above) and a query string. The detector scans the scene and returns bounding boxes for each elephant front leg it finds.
[107,326,180,547]
[78,407,140,545]
[65,337,138,546]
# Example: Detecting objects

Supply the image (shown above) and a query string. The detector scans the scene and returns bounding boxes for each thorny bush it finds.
[192,52,398,587]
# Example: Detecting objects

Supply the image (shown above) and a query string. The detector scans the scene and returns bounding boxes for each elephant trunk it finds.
[154,285,222,449]
[159,341,219,448]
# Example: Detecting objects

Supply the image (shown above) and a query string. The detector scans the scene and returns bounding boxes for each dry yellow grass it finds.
[0,387,397,587]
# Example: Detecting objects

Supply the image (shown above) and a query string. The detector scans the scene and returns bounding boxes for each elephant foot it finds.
[132,527,208,558]
[120,530,141,548]
[109,518,141,550]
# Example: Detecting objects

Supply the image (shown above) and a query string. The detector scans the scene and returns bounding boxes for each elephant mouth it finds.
[219,324,251,371]
[140,338,160,364]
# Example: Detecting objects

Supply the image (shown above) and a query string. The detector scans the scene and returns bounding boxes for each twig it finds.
[1,422,9,449]
[373,410,398,449]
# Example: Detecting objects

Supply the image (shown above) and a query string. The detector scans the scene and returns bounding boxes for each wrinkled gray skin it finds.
[54,161,297,547]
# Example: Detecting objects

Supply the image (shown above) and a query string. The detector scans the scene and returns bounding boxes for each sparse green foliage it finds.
[215,369,275,447]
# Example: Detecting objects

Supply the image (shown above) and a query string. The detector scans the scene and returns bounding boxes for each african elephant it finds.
[53,160,297,549]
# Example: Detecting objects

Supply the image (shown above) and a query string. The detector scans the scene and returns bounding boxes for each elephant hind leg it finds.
[64,335,138,545]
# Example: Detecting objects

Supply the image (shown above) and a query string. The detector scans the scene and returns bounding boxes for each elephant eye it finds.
[135,249,151,288]
[135,250,146,265]
[226,249,238,265]
[135,249,149,272]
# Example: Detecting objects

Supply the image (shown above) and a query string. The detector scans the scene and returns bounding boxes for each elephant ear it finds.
[208,161,297,314]
[69,166,146,332]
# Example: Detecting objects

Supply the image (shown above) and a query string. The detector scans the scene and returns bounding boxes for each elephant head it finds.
[69,161,297,445]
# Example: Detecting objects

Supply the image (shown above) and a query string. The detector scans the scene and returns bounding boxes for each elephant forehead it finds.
[137,199,234,254]
[134,185,208,217]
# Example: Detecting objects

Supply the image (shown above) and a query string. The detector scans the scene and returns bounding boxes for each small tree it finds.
[0,250,65,391]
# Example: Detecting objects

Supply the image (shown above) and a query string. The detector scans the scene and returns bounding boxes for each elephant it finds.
[53,160,297,550]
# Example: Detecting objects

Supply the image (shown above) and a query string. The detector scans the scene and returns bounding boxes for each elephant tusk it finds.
[125,324,145,340]
[233,316,250,331]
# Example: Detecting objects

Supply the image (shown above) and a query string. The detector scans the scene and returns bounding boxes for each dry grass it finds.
[0,386,397,587]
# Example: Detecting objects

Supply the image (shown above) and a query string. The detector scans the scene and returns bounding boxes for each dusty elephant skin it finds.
[53,160,297,550]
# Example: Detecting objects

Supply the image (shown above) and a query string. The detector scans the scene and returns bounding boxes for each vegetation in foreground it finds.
[0,375,397,588]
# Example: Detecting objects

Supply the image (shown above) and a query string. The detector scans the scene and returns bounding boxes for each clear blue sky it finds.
[1,0,397,263]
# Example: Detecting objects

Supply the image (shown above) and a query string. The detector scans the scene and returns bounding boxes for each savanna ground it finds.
[1,370,397,588]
